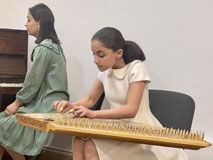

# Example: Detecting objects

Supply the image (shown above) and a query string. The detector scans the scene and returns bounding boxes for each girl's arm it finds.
[53,79,104,113]
[74,79,104,108]
[16,46,51,104]
[74,81,146,119]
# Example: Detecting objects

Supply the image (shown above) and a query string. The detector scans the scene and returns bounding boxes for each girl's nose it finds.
[94,56,99,64]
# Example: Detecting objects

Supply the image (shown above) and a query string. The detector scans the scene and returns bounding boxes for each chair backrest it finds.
[149,89,195,131]
[90,92,105,111]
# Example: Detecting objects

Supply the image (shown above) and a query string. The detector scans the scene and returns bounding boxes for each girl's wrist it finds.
[92,110,97,119]
[14,99,22,108]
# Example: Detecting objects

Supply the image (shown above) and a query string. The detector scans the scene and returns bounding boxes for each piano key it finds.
[0,83,23,88]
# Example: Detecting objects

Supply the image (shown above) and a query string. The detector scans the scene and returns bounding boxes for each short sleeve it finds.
[128,61,151,83]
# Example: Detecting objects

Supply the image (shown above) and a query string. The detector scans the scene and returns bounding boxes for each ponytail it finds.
[123,40,146,64]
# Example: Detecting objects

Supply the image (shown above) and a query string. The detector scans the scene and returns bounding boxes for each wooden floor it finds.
[3,145,212,160]
[1,147,72,160]
[36,145,213,160]
[37,147,72,160]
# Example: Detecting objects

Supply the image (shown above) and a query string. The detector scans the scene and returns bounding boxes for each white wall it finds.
[0,0,212,159]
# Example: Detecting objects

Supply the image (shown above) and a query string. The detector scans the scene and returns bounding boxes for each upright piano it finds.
[0,28,28,111]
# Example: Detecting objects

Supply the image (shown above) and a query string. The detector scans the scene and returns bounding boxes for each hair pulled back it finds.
[91,27,145,64]
[29,3,60,44]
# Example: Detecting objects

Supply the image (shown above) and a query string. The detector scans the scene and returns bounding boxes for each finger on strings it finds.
[52,101,56,108]
[59,106,64,113]
[75,109,84,116]
[57,102,65,113]
[79,112,85,118]
[64,108,74,115]
[62,106,70,114]
[52,101,59,110]
[52,101,59,109]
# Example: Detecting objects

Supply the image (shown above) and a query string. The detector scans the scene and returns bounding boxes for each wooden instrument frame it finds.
[16,113,211,150]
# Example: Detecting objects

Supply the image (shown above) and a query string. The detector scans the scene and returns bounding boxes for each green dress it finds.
[0,39,69,156]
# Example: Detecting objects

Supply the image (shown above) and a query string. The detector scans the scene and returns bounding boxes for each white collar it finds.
[107,65,128,79]
[107,60,141,79]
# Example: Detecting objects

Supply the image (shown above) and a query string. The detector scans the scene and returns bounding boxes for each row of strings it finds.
[48,114,204,141]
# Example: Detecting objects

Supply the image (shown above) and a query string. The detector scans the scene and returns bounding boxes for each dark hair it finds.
[91,27,145,64]
[29,3,60,44]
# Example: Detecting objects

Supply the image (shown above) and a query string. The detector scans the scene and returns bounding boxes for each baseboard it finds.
[37,146,73,160]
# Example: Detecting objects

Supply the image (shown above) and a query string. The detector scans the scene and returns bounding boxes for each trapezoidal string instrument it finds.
[16,113,211,150]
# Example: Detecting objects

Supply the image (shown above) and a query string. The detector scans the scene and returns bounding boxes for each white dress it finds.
[93,60,188,160]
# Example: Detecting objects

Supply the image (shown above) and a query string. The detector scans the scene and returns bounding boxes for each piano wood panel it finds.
[0,28,28,112]
[0,28,28,160]
[0,55,26,77]
[0,29,28,55]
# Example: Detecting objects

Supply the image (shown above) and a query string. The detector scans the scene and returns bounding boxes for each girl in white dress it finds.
[53,27,188,160]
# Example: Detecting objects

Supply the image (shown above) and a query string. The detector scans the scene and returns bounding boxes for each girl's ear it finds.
[116,49,123,59]
[36,21,40,31]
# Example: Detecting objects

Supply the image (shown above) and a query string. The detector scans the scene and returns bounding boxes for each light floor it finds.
[185,145,213,160]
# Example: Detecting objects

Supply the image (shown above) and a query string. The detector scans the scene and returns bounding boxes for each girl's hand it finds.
[73,105,95,118]
[52,100,74,114]
[5,100,21,116]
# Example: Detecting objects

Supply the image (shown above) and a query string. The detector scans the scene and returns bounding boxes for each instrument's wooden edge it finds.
[48,123,211,150]
[16,114,50,133]
[16,114,211,150]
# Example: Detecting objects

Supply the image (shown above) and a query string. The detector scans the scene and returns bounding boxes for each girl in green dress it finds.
[0,3,69,160]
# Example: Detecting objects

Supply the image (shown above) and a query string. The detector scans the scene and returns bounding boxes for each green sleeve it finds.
[16,45,51,103]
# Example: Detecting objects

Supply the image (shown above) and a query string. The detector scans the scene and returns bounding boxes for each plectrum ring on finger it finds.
[59,106,63,112]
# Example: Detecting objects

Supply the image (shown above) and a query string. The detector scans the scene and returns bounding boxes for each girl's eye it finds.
[97,51,105,58]
[98,54,105,58]
[92,50,105,58]
[93,54,105,58]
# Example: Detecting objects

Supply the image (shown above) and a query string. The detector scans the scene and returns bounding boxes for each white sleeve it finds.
[128,62,151,83]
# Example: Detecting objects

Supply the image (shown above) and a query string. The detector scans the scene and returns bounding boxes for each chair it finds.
[149,89,195,131]
[90,92,105,111]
